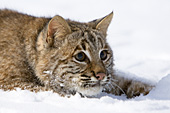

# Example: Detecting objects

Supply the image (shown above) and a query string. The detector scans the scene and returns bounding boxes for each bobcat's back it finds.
[0,9,49,90]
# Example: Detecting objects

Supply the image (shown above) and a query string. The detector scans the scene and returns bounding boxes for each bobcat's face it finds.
[54,30,113,96]
[72,31,113,96]
[36,12,114,96]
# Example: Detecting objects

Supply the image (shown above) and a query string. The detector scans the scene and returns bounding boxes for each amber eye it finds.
[100,50,107,60]
[75,52,86,62]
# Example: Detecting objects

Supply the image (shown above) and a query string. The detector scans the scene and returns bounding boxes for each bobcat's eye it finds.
[75,52,86,62]
[100,50,107,61]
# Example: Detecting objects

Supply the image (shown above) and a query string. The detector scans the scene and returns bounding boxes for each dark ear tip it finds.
[111,11,114,14]
[108,11,114,18]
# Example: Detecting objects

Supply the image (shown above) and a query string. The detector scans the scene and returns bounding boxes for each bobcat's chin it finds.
[76,84,103,96]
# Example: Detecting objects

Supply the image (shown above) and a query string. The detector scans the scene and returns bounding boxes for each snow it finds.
[147,74,170,100]
[1,0,170,113]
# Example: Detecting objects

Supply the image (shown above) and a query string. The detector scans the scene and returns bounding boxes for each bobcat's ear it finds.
[46,15,71,46]
[89,12,113,36]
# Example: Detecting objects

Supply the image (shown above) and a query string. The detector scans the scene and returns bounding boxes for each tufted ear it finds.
[46,15,72,46]
[89,12,113,36]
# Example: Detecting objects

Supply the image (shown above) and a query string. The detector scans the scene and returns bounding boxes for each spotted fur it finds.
[0,9,153,98]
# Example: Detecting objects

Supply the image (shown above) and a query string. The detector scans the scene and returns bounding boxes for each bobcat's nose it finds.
[95,73,106,80]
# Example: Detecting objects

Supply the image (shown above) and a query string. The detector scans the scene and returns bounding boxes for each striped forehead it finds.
[83,31,105,51]
[75,31,106,61]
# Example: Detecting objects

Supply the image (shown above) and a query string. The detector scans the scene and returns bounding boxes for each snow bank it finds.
[0,73,170,113]
[147,74,170,100]
[114,69,156,85]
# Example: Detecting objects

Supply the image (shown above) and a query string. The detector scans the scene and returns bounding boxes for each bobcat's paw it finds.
[126,81,153,98]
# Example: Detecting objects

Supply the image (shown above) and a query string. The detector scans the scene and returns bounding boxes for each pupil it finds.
[78,53,83,59]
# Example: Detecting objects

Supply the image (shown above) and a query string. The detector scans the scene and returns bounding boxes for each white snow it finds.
[147,74,170,100]
[1,0,170,113]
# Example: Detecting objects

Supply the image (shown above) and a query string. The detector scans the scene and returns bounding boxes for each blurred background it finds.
[0,0,170,82]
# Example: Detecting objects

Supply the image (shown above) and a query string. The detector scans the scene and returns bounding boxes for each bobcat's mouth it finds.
[80,74,109,87]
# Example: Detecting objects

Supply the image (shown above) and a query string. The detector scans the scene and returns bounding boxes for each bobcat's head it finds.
[36,12,114,96]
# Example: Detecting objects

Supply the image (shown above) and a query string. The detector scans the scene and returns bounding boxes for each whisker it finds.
[111,81,125,95]
[104,76,126,95]
[109,83,116,90]
[110,78,119,82]
[103,82,120,95]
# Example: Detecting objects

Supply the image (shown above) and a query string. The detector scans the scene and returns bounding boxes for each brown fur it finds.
[0,9,153,98]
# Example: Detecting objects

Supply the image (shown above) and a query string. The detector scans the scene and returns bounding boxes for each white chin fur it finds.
[77,86,103,96]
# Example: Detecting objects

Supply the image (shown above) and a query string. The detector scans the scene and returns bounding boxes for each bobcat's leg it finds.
[105,74,154,98]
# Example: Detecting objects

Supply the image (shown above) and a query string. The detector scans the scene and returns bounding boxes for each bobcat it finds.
[0,9,152,98]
